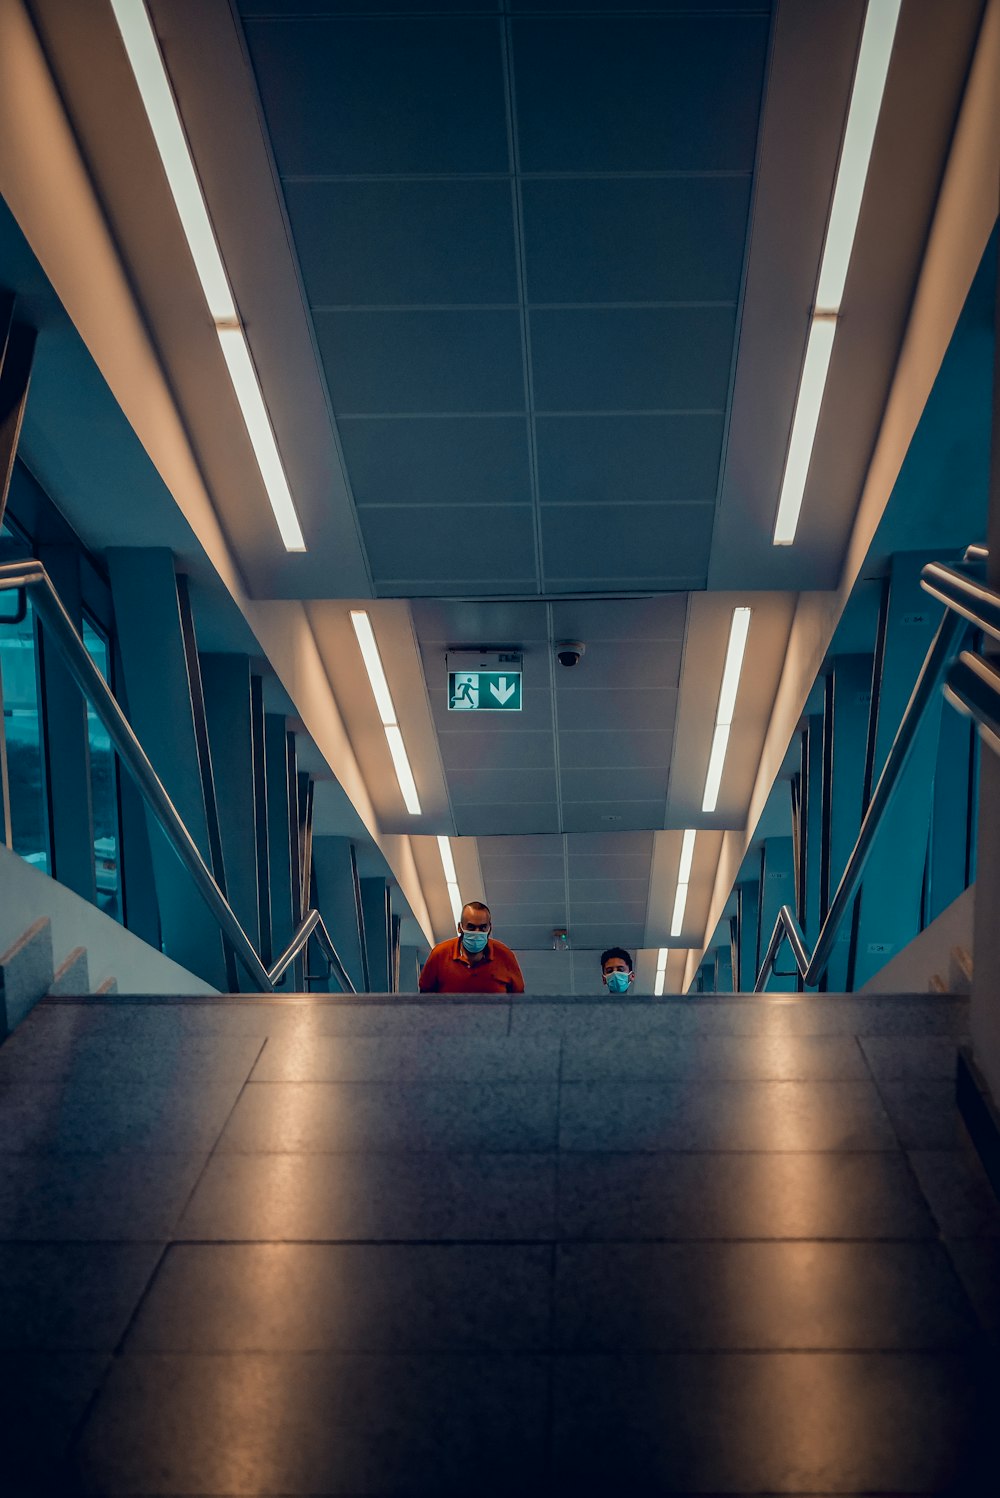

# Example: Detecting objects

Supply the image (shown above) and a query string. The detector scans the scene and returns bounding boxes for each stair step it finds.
[0,916,55,1035]
[48,946,90,997]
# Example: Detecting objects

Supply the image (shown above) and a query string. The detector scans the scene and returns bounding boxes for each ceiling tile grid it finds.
[236,1,769,947]
[238,2,770,598]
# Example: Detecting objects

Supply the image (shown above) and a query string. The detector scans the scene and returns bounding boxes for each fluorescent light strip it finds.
[771,319,837,547]
[815,0,902,312]
[677,828,697,886]
[109,0,306,553]
[446,882,464,925]
[217,330,306,552]
[350,611,397,726]
[772,0,900,546]
[437,835,458,887]
[654,970,666,997]
[656,947,669,973]
[350,611,421,815]
[701,607,750,813]
[670,882,689,939]
[701,722,731,815]
[108,0,234,321]
[715,608,751,725]
[384,725,421,816]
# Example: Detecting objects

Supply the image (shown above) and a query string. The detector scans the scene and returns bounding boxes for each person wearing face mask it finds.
[418,900,525,994]
[600,947,635,995]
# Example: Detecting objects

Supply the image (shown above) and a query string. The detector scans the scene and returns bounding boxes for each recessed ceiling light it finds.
[350,611,421,816]
[772,0,901,546]
[109,0,306,552]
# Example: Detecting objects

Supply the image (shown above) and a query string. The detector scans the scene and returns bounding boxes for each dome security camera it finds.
[556,641,585,668]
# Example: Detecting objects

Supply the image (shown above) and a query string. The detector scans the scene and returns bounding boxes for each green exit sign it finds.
[448,671,522,712]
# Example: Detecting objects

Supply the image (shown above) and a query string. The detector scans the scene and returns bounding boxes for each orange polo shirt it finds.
[418,936,525,994]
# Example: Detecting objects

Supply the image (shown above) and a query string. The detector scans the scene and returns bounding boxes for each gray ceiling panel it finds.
[316,311,525,416]
[522,178,753,305]
[541,503,716,585]
[566,925,646,950]
[567,830,653,860]
[339,418,531,509]
[535,414,724,508]
[558,731,673,770]
[529,308,737,413]
[554,639,682,691]
[455,805,562,835]
[555,688,677,733]
[560,767,668,803]
[362,505,536,587]
[447,769,558,805]
[485,874,565,892]
[489,901,568,925]
[549,596,686,642]
[569,878,650,903]
[439,732,555,771]
[414,599,549,644]
[244,18,509,176]
[286,181,519,308]
[511,14,769,174]
[560,802,667,834]
[568,853,654,882]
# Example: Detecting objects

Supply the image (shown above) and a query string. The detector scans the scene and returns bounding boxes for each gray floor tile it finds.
[0,1352,108,1496]
[0,1243,162,1349]
[558,1079,898,1152]
[551,1351,993,1493]
[0,1078,246,1154]
[126,1242,552,1352]
[216,1080,558,1153]
[557,1149,937,1240]
[0,1153,207,1240]
[510,995,970,1039]
[909,1146,1000,1238]
[0,1030,264,1084]
[553,1241,980,1350]
[561,1031,867,1082]
[251,1032,560,1083]
[860,1034,966,1080]
[878,1079,971,1148]
[178,1151,557,1241]
[945,1239,1000,1339]
[76,1351,549,1494]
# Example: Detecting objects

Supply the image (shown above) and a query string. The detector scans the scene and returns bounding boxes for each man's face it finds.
[602,957,632,990]
[458,907,491,948]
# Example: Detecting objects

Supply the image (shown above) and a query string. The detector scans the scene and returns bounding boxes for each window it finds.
[82,616,122,921]
[0,518,49,871]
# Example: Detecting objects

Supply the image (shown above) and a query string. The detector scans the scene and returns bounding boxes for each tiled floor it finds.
[0,991,997,1495]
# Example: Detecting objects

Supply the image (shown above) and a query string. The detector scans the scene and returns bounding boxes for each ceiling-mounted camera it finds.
[556,641,585,668]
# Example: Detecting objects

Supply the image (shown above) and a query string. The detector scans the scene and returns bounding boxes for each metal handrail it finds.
[754,549,998,993]
[0,560,356,994]
[944,651,1000,760]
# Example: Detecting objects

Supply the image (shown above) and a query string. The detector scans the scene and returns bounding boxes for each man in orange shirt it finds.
[418,900,525,994]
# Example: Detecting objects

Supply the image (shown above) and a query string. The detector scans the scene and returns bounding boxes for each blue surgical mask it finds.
[605,970,631,994]
[461,930,489,954]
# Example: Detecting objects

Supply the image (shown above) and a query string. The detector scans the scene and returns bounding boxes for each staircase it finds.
[0,916,116,1037]
[0,986,996,1495]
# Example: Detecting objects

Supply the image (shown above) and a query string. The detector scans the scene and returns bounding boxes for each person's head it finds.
[600,947,634,994]
[458,901,491,954]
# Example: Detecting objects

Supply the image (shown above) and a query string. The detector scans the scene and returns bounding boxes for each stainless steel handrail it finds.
[944,651,1000,760]
[0,560,356,995]
[754,548,998,993]
[920,561,1000,644]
